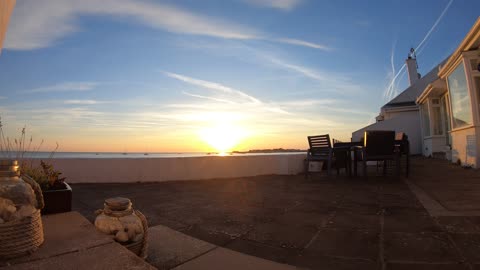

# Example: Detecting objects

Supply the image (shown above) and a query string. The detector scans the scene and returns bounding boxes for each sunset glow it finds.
[199,122,249,153]
[0,1,478,152]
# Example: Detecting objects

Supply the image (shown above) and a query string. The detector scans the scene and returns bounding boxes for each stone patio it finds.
[71,157,480,270]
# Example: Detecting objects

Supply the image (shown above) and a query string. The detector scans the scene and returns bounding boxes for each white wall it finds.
[352,110,422,155]
[450,126,479,168]
[47,154,307,183]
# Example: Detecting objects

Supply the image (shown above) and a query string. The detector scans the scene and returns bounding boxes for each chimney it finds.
[406,48,421,86]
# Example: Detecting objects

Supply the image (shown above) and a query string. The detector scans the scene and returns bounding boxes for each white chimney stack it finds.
[406,48,420,86]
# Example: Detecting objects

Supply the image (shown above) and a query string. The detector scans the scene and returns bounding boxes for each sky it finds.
[0,0,479,153]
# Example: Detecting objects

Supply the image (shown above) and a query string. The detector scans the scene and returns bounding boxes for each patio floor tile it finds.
[305,229,379,261]
[326,213,380,231]
[450,233,480,263]
[384,232,461,263]
[383,214,441,232]
[245,222,317,249]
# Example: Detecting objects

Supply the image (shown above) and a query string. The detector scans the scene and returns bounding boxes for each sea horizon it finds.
[11,151,307,159]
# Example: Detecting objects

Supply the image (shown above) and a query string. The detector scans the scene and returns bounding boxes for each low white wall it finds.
[422,136,448,157]
[48,154,307,183]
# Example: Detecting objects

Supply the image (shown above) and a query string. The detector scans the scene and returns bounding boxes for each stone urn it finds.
[0,159,44,259]
[94,197,148,258]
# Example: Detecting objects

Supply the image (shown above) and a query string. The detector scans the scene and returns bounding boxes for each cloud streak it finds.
[5,0,328,51]
[275,38,332,51]
[64,99,110,105]
[164,72,262,104]
[383,0,454,101]
[244,0,302,11]
[25,82,98,93]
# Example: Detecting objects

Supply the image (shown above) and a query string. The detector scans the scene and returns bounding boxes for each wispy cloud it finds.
[0,96,7,100]
[264,55,363,93]
[5,0,326,51]
[275,38,332,51]
[25,82,98,93]
[64,99,110,105]
[383,0,454,101]
[164,72,262,104]
[244,0,302,11]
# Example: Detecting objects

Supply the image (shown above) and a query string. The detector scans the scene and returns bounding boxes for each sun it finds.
[199,122,247,154]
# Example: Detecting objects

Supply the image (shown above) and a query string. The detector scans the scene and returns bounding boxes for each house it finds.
[351,52,444,155]
[0,0,15,55]
[416,17,480,167]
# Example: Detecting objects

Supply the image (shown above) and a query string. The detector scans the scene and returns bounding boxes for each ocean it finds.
[14,151,306,159]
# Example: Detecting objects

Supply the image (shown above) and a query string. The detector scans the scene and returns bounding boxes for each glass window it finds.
[422,103,430,137]
[432,104,443,135]
[447,63,472,129]
[441,95,451,145]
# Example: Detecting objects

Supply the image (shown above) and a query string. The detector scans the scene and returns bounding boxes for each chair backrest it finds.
[395,132,409,154]
[308,134,331,155]
[364,130,395,156]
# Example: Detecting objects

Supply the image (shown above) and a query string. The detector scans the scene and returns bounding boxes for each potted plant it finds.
[22,160,72,215]
[0,118,72,215]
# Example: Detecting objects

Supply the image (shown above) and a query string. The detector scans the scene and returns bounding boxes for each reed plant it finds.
[0,117,65,190]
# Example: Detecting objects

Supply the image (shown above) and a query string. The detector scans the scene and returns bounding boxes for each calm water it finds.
[16,151,306,159]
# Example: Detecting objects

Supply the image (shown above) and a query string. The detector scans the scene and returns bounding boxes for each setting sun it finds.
[199,122,248,153]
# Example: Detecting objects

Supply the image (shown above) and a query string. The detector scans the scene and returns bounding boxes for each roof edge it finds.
[438,17,480,78]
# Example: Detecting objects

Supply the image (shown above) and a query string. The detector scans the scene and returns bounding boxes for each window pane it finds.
[432,106,443,135]
[448,63,472,129]
[422,103,430,137]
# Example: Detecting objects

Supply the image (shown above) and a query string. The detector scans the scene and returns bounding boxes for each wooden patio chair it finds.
[361,130,400,178]
[305,134,333,177]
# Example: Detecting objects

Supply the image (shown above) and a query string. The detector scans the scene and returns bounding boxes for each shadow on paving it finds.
[72,157,480,270]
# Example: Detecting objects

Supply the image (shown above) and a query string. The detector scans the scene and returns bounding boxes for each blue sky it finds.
[0,0,479,152]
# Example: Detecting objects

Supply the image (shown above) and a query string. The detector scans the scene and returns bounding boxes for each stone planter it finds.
[42,182,72,215]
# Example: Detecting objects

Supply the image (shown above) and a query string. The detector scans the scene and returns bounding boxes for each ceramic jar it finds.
[94,197,145,245]
[0,160,37,224]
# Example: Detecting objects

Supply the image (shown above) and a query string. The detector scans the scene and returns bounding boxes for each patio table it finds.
[333,142,362,176]
[348,139,409,177]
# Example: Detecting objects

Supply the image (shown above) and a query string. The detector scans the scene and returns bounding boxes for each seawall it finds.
[48,154,307,183]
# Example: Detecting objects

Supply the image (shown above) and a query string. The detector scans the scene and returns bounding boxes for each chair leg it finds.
[406,154,410,178]
[395,155,401,178]
[327,158,332,176]
[304,159,309,179]
[363,159,367,178]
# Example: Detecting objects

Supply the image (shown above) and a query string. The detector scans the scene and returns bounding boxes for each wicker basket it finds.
[0,209,44,259]
[0,174,45,260]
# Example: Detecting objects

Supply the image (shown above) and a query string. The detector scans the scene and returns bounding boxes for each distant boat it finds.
[144,153,149,156]
[122,152,127,155]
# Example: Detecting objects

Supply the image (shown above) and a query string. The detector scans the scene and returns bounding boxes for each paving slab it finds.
[147,225,216,270]
[226,238,296,264]
[384,232,461,263]
[326,213,380,231]
[245,222,317,249]
[3,243,156,270]
[2,212,114,266]
[173,246,299,270]
[437,217,480,233]
[450,234,480,263]
[305,229,379,261]
[289,254,379,270]
[383,214,441,233]
[386,262,468,270]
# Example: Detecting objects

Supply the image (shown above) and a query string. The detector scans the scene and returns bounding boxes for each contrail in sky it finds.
[384,0,454,101]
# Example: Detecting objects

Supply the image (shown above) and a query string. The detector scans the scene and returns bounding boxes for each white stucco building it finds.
[352,53,444,155]
[417,18,480,167]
